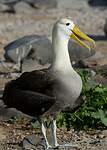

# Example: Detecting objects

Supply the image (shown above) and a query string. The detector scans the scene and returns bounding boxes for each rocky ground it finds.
[0,118,107,150]
[0,0,107,149]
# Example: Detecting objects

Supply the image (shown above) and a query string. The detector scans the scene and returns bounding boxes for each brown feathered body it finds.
[3,68,83,118]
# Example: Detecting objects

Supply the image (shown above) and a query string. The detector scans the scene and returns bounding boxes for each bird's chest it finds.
[54,71,82,104]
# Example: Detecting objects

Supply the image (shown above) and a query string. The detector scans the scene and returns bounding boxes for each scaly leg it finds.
[51,119,79,149]
[41,122,52,150]
[51,119,59,148]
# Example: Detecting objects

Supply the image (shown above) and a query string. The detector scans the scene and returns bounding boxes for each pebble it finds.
[22,134,43,150]
[98,134,105,139]
[0,127,6,141]
[101,130,107,137]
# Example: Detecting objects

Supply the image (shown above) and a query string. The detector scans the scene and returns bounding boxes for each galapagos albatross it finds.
[3,18,95,149]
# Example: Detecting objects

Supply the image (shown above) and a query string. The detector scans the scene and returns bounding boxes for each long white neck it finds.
[51,25,82,100]
[52,28,74,72]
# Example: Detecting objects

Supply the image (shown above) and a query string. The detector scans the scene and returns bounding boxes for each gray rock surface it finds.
[0,3,11,12]
[57,0,88,9]
[22,134,44,150]
[80,51,107,68]
[0,90,22,121]
[32,0,57,9]
[0,101,21,120]
[0,0,18,4]
[14,1,35,14]
[0,0,57,13]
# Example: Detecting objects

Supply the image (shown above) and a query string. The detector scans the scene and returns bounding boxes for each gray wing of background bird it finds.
[4,35,42,63]
[4,35,53,70]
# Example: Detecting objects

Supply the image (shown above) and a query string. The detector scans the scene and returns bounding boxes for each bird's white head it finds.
[54,18,75,39]
[53,18,95,50]
[52,18,95,72]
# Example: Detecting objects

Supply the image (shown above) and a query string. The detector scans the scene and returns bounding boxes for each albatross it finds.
[3,18,95,149]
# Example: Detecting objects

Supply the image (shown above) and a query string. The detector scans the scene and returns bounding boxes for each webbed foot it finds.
[46,145,53,150]
[53,143,79,149]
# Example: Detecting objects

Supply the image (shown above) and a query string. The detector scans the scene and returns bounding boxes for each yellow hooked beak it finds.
[70,26,95,51]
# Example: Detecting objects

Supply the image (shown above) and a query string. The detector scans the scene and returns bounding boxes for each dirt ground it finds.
[0,118,107,150]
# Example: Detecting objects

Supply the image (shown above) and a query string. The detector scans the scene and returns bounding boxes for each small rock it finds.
[0,127,6,141]
[79,51,107,68]
[22,134,44,150]
[0,3,11,12]
[0,104,22,121]
[0,0,18,4]
[57,0,88,9]
[101,130,107,137]
[14,1,35,14]
[98,134,105,139]
[89,139,100,144]
[25,0,57,9]
[95,74,107,86]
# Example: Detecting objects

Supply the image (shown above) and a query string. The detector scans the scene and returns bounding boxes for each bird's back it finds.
[3,69,56,117]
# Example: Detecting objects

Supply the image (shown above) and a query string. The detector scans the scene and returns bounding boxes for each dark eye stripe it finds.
[66,23,70,26]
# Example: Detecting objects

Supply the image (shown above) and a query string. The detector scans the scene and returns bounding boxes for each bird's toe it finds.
[46,145,53,150]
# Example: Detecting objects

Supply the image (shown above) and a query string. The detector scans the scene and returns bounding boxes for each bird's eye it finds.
[66,23,70,26]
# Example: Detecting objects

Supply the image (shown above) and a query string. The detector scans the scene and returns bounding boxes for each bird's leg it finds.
[41,122,52,150]
[17,55,22,72]
[51,119,79,149]
[51,119,59,148]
